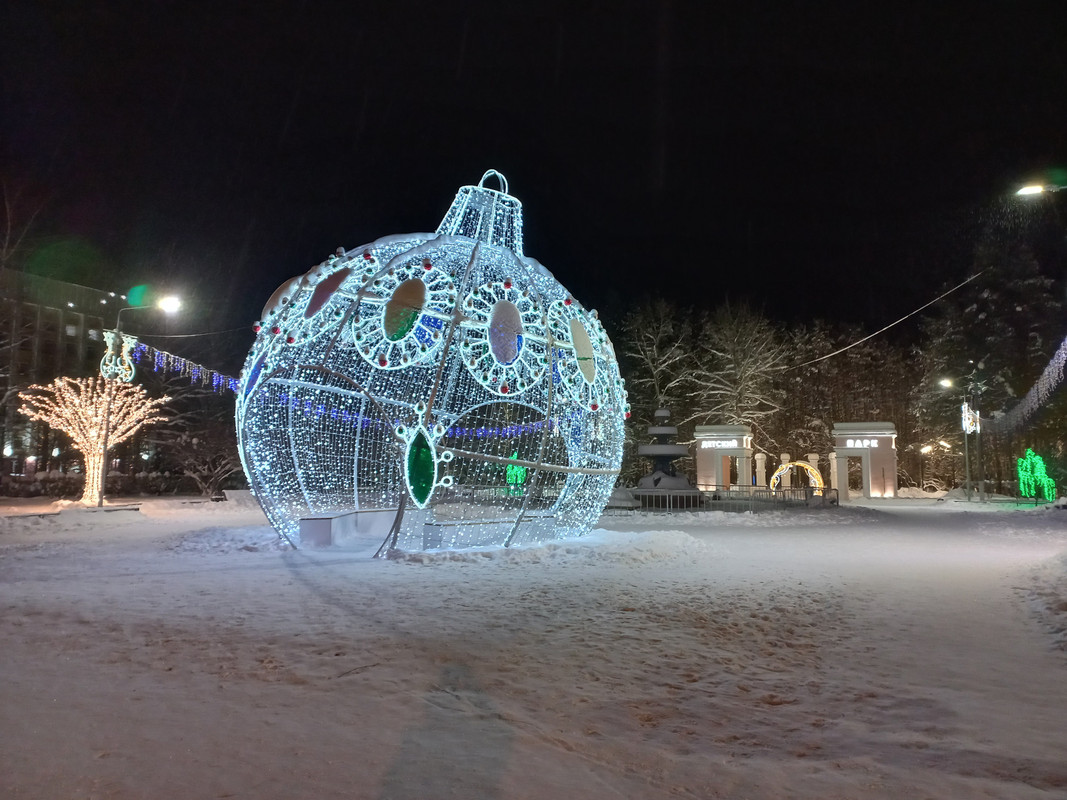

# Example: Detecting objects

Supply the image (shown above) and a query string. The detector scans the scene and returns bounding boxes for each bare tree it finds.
[0,179,46,271]
[618,299,694,417]
[167,423,243,497]
[145,376,242,497]
[614,300,698,482]
[691,302,787,452]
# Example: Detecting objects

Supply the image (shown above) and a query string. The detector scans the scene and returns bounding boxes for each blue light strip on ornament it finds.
[272,387,554,439]
[445,421,554,438]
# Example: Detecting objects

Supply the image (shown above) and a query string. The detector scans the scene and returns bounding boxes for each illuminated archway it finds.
[769,460,824,494]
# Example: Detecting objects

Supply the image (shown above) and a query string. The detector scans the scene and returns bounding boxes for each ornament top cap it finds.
[436,169,525,256]
[476,169,509,195]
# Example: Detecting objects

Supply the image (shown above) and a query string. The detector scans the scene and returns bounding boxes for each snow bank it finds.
[895,486,947,499]
[165,525,288,554]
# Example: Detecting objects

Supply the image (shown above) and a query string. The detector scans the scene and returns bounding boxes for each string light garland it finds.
[235,170,630,550]
[98,333,241,392]
[18,377,169,506]
[985,334,1067,435]
[132,341,240,392]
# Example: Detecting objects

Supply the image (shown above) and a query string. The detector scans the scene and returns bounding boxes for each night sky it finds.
[3,1,1065,373]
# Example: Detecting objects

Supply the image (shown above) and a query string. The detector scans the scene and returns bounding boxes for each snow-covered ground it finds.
[2,496,1067,799]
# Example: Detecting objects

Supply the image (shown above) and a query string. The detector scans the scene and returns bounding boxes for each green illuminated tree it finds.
[1018,448,1056,502]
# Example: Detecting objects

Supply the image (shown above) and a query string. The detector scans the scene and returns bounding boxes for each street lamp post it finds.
[965,368,988,503]
[97,296,181,507]
[974,391,985,503]
[919,444,933,491]
[942,374,987,501]
[940,378,973,499]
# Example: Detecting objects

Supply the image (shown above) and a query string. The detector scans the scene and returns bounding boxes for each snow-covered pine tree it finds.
[916,243,1065,493]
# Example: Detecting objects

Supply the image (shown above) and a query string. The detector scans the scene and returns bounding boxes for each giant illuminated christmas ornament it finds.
[235,170,629,550]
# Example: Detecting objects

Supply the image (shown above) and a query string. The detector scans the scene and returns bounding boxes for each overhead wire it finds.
[131,326,249,339]
[788,271,986,370]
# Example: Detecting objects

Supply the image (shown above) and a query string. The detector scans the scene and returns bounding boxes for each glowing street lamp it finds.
[1016,184,1065,196]
[102,295,182,382]
[115,294,182,332]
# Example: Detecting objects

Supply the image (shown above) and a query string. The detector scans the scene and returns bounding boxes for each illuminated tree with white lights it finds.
[19,377,168,506]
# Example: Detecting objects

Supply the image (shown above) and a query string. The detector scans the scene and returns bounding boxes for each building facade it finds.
[1,269,120,473]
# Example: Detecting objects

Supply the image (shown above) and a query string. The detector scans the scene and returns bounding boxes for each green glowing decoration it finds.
[506,450,527,495]
[1017,448,1056,502]
[396,402,455,510]
[406,429,436,507]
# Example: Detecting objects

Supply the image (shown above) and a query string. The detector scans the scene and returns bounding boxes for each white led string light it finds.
[19,377,169,506]
[235,170,630,550]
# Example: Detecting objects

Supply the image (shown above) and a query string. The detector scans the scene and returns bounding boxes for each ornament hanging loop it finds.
[477,169,509,195]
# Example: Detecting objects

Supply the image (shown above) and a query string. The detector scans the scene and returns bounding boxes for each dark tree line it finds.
[612,237,1067,495]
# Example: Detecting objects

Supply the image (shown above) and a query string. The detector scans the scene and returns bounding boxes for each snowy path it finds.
[2,500,1066,799]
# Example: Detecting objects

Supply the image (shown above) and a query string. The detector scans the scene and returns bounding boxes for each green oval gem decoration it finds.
[406,427,437,507]
[384,278,426,342]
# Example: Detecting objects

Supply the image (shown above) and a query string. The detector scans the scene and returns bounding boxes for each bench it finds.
[299,508,398,548]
